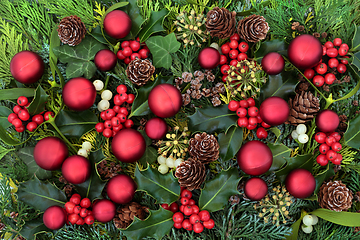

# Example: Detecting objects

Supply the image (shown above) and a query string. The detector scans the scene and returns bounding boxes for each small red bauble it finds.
[62,77,96,111]
[111,129,146,163]
[43,205,67,230]
[259,96,290,126]
[61,155,91,184]
[92,199,116,223]
[315,109,339,133]
[287,35,322,69]
[148,84,182,118]
[94,49,117,71]
[198,47,220,69]
[34,137,68,171]
[106,174,136,204]
[244,177,268,201]
[237,141,273,176]
[103,10,132,39]
[10,51,44,84]
[261,52,285,75]
[145,117,168,140]
[285,169,315,198]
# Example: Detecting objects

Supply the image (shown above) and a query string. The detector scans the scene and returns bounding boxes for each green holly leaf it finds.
[218,126,243,161]
[17,147,52,180]
[268,143,291,171]
[26,85,49,115]
[314,165,334,194]
[254,39,286,63]
[0,88,35,101]
[275,154,313,182]
[138,147,158,168]
[351,24,360,51]
[0,106,12,129]
[20,219,48,240]
[121,0,146,39]
[104,2,129,16]
[139,9,168,42]
[344,113,360,149]
[0,125,19,145]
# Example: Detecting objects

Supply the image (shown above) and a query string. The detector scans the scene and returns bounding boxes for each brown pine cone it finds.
[214,82,225,94]
[194,70,205,81]
[189,132,219,164]
[182,94,191,106]
[211,94,221,107]
[205,7,236,39]
[286,91,320,125]
[318,181,353,212]
[201,88,211,97]
[113,202,149,229]
[57,16,86,46]
[182,72,193,82]
[237,15,269,42]
[204,70,215,82]
[175,158,206,191]
[126,59,155,86]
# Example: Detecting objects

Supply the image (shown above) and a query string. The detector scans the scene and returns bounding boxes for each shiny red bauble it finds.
[198,47,220,69]
[111,129,146,163]
[148,84,182,118]
[315,109,339,133]
[94,49,117,71]
[103,10,132,39]
[145,117,168,140]
[261,52,285,75]
[61,155,91,184]
[244,177,268,201]
[92,199,116,223]
[43,205,67,230]
[34,137,69,171]
[106,174,136,204]
[237,140,273,176]
[62,77,97,111]
[287,34,322,69]
[10,51,44,84]
[285,169,315,199]
[259,96,290,126]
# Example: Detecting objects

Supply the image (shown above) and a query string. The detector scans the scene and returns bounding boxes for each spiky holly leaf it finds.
[17,147,52,180]
[218,125,243,161]
[275,154,313,183]
[139,9,168,42]
[26,85,49,115]
[20,219,48,240]
[268,143,291,171]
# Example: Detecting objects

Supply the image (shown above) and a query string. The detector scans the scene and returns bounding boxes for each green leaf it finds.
[310,208,360,227]
[254,39,286,62]
[275,154,313,182]
[268,143,291,171]
[66,60,97,79]
[286,210,307,240]
[139,9,168,42]
[20,219,48,240]
[0,106,12,129]
[139,130,152,146]
[17,147,52,180]
[270,127,281,138]
[352,51,360,72]
[199,168,240,212]
[146,33,181,69]
[0,125,19,145]
[344,113,360,149]
[351,25,360,51]
[49,26,61,82]
[121,0,146,39]
[135,164,180,204]
[314,165,334,194]
[218,126,243,161]
[104,2,129,16]
[26,85,49,115]
[138,147,158,168]
[0,145,14,160]
[0,88,35,101]
[260,71,298,102]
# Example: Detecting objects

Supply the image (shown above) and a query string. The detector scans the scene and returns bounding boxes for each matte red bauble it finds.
[237,140,273,176]
[103,10,132,39]
[148,84,182,118]
[244,178,268,201]
[259,96,290,126]
[94,49,117,71]
[287,34,322,69]
[43,205,67,230]
[34,137,68,171]
[62,77,96,111]
[285,169,315,199]
[111,129,146,163]
[106,174,136,204]
[92,199,116,223]
[10,51,44,84]
[261,52,285,75]
[61,155,91,184]
[315,109,339,133]
[198,47,220,69]
[145,117,168,140]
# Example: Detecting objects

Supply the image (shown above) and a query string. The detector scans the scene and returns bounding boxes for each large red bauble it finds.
[237,141,273,176]
[61,155,91,184]
[148,84,182,118]
[315,109,339,133]
[10,51,44,84]
[34,137,68,171]
[62,77,96,111]
[244,177,268,201]
[198,47,220,69]
[259,96,289,126]
[43,205,67,230]
[94,49,117,71]
[287,34,322,69]
[145,117,168,140]
[103,10,132,39]
[92,199,116,223]
[106,174,136,204]
[261,52,284,75]
[111,129,146,163]
[285,169,316,199]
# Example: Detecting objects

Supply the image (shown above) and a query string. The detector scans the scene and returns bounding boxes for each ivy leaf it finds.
[218,126,243,161]
[104,2,129,16]
[0,88,35,101]
[26,85,49,115]
[138,147,158,168]
[20,219,48,240]
[314,165,334,194]
[0,106,12,129]
[344,113,360,149]
[310,208,360,227]
[139,9,168,42]
[254,39,286,63]
[66,60,97,79]
[275,154,313,182]
[268,143,291,171]
[17,147,52,180]
[351,24,360,51]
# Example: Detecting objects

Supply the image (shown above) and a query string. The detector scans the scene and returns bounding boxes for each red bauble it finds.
[148,84,182,118]
[287,34,322,69]
[111,129,146,163]
[285,169,315,199]
[62,77,96,111]
[43,205,67,230]
[261,52,285,75]
[10,51,44,84]
[92,199,116,223]
[244,177,268,201]
[34,137,68,171]
[106,174,136,204]
[315,109,339,133]
[94,49,117,71]
[198,47,220,69]
[61,155,91,184]
[103,10,132,39]
[259,96,289,126]
[237,141,273,176]
[145,117,168,140]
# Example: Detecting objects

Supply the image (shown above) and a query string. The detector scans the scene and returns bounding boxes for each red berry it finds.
[203,219,215,229]
[190,214,201,224]
[181,189,192,199]
[113,94,123,106]
[230,33,240,42]
[65,202,76,214]
[173,222,182,229]
[126,94,135,104]
[198,210,210,222]
[228,100,240,111]
[80,208,88,218]
[327,58,339,68]
[313,75,325,87]
[124,119,134,128]
[326,150,337,161]
[327,48,338,58]
[230,59,238,66]
[122,46,132,57]
[183,205,193,216]
[8,113,18,123]
[26,122,37,132]
[222,75,228,82]
[221,65,230,75]
[32,114,44,125]
[80,198,91,208]
[104,120,112,128]
[100,111,107,120]
[191,205,199,214]
[324,73,336,85]
[332,153,342,165]
[246,98,255,107]
[105,109,116,119]
[173,212,184,223]
[304,69,315,79]
[237,53,247,61]
[237,117,248,128]
[119,107,128,116]
[17,96,28,106]
[112,124,123,132]
[130,41,141,52]
[180,197,189,205]
[73,205,81,214]
[261,121,271,128]
[333,38,342,46]
[84,215,94,225]
[182,219,192,231]
[111,117,121,127]
[330,132,341,142]
[341,56,349,65]
[113,105,121,113]
[44,111,54,121]
[124,57,131,64]
[103,128,112,138]
[229,40,239,49]
[12,118,22,128]
[236,107,247,118]
[221,44,230,55]
[139,49,149,59]
[18,110,30,121]
[193,222,204,233]
[70,195,81,205]
[119,92,128,102]
[325,136,336,146]
[121,41,130,48]
[338,47,348,56]
[248,106,259,117]
[130,53,141,60]
[95,122,105,133]
[337,63,346,73]
[87,210,93,216]
[169,202,179,213]
[68,214,80,225]
[239,100,249,108]
[219,55,227,65]
[315,132,327,143]
[75,217,84,225]
[319,143,330,154]
[324,41,334,48]
[15,125,25,133]
[161,203,170,210]
[256,115,263,123]
[13,105,22,114]
[238,42,249,53]
[316,154,328,166]
[322,46,327,56]
[331,142,342,152]
[117,113,127,123]
[179,205,185,213]
[117,50,126,60]
[315,63,327,75]
[340,43,349,50]
[188,199,196,206]
[256,127,268,139]
[248,117,257,126]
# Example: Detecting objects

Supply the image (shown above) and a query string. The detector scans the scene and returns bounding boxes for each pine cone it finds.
[175,158,205,191]
[182,94,191,106]
[318,181,353,212]
[57,16,86,46]
[189,132,219,164]
[205,7,236,39]
[126,59,155,86]
[211,94,221,107]
[113,202,149,229]
[286,91,320,125]
[237,15,269,42]
[204,70,215,82]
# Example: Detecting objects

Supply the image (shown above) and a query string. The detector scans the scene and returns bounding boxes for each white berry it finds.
[166,157,175,168]
[296,124,307,134]
[174,158,184,168]
[311,215,318,225]
[302,215,315,226]
[157,155,167,165]
[158,164,169,174]
[82,141,92,151]
[291,130,299,140]
[298,134,309,144]
[77,148,88,158]
[101,90,113,101]
[93,80,104,91]
[301,224,313,234]
[98,100,110,111]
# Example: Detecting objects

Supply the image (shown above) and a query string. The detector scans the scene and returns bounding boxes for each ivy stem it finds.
[104,75,111,89]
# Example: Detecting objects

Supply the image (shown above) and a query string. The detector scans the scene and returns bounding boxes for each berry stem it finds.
[104,75,111,90]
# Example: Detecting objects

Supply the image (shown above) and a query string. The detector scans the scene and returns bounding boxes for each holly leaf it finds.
[0,125,19,145]
[138,147,158,168]
[139,130,152,146]
[275,154,313,183]
[26,85,49,115]
[0,106,12,129]
[0,88,35,101]
[344,113,360,149]
[121,0,146,39]
[104,2,129,16]
[254,39,286,63]
[139,9,168,42]
[314,165,334,194]
[351,24,360,52]
[218,126,243,161]
[310,208,360,227]
[20,219,48,240]
[268,143,291,171]
[17,147,52,180]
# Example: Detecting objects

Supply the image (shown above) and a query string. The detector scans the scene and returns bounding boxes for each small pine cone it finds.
[202,88,211,97]
[114,202,149,229]
[182,72,193,82]
[286,91,320,125]
[322,84,330,92]
[191,79,202,90]
[57,16,86,46]
[321,32,328,38]
[205,7,236,39]
[318,181,353,212]
[59,176,68,184]
[194,70,205,81]
[191,90,202,99]
[214,82,225,94]
[64,185,74,197]
[298,25,305,32]
[126,59,155,86]
[175,158,206,191]
[175,77,184,85]
[339,114,347,122]
[229,195,240,205]
[140,118,148,126]
[182,94,191,106]
[189,132,219,164]
[355,191,360,202]
[313,32,321,38]
[211,94,221,107]
[0,223,5,231]
[291,22,300,30]
[237,15,269,42]
[204,70,215,82]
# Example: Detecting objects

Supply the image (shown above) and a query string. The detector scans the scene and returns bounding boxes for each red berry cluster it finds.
[315,132,342,166]
[64,194,94,225]
[95,85,135,138]
[116,37,150,64]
